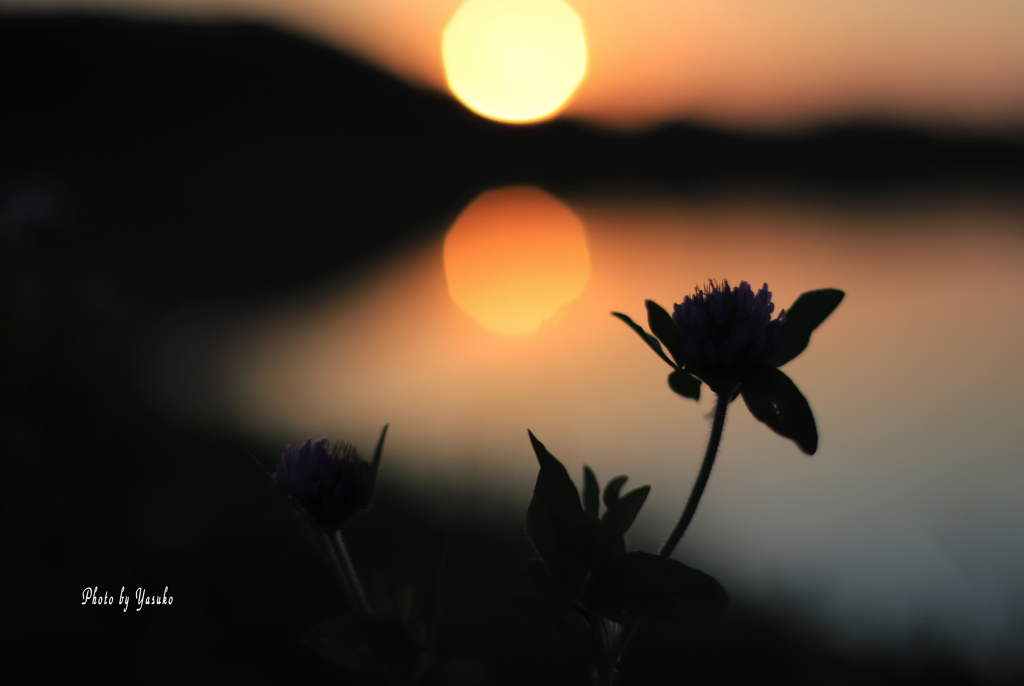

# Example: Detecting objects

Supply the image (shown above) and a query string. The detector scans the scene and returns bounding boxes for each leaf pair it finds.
[579,551,727,625]
[525,432,727,625]
[583,466,650,554]
[612,309,703,401]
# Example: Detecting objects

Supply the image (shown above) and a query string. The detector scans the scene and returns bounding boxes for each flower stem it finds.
[659,391,730,558]
[323,532,357,609]
[333,529,371,614]
[600,391,731,680]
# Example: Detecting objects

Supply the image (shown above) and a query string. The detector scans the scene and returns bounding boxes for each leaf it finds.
[668,370,701,400]
[526,431,601,596]
[603,475,629,509]
[787,288,845,332]
[516,564,577,638]
[303,614,420,673]
[769,289,845,367]
[645,300,681,362]
[598,476,642,558]
[517,558,571,600]
[579,552,728,625]
[368,423,389,498]
[583,465,600,519]
[740,364,818,455]
[601,486,650,537]
[612,311,679,370]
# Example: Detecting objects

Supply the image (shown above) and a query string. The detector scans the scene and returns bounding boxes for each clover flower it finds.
[614,281,843,456]
[669,280,786,394]
[273,438,373,531]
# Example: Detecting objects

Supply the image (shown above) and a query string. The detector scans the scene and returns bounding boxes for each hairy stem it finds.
[602,391,731,681]
[323,532,357,610]
[333,529,371,614]
[659,391,730,557]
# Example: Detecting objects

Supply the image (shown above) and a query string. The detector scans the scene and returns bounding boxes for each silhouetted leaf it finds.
[645,300,681,362]
[603,475,629,509]
[769,289,845,367]
[612,311,678,370]
[304,614,420,673]
[583,465,600,519]
[601,486,650,537]
[740,364,818,455]
[368,423,388,498]
[517,558,571,600]
[526,431,601,596]
[579,552,728,625]
[668,370,701,400]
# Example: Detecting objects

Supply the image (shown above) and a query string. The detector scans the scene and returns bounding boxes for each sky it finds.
[4,0,1024,130]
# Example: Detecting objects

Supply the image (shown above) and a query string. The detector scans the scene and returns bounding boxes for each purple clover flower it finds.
[614,281,844,455]
[669,280,786,394]
[273,438,373,531]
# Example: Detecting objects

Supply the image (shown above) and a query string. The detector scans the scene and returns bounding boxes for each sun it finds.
[442,0,588,124]
[443,186,590,335]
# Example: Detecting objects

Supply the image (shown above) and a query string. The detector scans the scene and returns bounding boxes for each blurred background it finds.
[1,2,1022,684]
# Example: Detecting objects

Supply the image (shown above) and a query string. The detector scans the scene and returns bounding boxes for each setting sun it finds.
[442,0,588,124]
[443,186,590,334]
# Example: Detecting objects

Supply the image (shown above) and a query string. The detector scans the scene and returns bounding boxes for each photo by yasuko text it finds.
[81,586,173,612]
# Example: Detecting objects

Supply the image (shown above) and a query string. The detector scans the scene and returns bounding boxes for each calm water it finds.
[151,185,1024,671]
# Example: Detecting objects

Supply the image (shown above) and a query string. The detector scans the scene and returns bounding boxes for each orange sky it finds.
[8,0,1024,129]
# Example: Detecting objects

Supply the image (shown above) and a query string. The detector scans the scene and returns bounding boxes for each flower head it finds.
[273,438,373,531]
[670,280,786,394]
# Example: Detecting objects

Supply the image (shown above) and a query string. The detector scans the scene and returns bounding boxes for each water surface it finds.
[151,185,1024,671]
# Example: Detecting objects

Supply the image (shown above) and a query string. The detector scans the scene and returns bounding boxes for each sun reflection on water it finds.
[443,186,590,335]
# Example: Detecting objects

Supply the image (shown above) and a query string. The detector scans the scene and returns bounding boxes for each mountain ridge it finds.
[2,14,1022,306]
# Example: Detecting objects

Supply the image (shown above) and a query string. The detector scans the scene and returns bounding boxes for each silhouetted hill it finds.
[1,14,1022,307]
